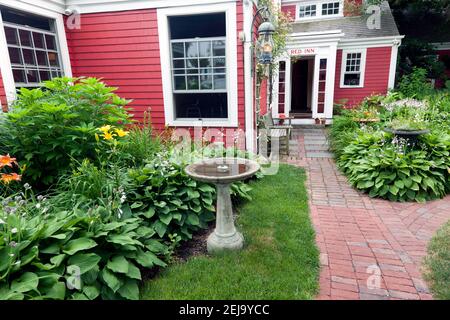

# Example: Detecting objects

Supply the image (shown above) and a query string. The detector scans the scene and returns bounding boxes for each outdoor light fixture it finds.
[257,21,275,65]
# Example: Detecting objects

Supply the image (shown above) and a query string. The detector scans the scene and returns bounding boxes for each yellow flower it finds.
[98,125,112,133]
[102,131,115,140]
[115,128,129,138]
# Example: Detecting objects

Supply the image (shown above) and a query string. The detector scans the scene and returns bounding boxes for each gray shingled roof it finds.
[291,1,400,39]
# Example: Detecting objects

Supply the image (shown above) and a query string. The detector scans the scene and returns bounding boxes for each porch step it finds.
[305,151,334,158]
[304,139,328,145]
[305,144,329,151]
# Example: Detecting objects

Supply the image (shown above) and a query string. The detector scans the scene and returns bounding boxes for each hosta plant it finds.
[338,132,449,202]
[127,154,216,241]
[0,190,169,300]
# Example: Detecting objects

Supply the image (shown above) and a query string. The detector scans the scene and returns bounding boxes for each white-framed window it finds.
[298,4,317,18]
[157,2,238,127]
[296,1,343,21]
[340,49,367,88]
[1,7,63,88]
[322,2,340,16]
[0,3,72,106]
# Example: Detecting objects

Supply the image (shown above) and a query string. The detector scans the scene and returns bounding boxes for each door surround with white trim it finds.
[271,31,341,124]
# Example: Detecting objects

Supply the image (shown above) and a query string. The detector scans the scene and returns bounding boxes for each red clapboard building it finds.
[0,0,403,150]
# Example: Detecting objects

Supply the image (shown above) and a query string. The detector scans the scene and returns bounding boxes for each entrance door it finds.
[290,58,314,116]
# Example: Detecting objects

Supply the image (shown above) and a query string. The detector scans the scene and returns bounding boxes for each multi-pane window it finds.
[298,5,317,18]
[169,13,228,119]
[171,39,226,92]
[1,7,63,88]
[322,2,340,16]
[343,52,363,86]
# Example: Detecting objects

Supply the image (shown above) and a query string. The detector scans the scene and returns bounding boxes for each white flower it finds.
[0,218,5,224]
[35,203,41,209]
[11,228,18,234]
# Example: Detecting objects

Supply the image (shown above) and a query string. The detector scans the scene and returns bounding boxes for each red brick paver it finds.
[283,128,450,300]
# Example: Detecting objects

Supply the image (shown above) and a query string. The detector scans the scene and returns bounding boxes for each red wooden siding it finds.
[0,71,7,112]
[236,1,245,130]
[66,5,245,136]
[65,9,165,128]
[334,47,392,107]
[281,5,296,20]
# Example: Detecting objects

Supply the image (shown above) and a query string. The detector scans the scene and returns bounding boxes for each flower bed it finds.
[0,78,260,300]
[329,74,450,203]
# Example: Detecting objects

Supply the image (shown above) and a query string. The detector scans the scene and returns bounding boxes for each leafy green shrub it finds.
[4,77,131,187]
[0,191,169,300]
[328,116,360,159]
[337,131,450,202]
[127,155,216,241]
[397,68,434,99]
[423,220,450,300]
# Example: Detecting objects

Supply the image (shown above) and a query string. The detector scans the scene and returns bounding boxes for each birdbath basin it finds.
[185,158,260,253]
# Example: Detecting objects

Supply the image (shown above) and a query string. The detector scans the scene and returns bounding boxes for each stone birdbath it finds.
[185,158,260,254]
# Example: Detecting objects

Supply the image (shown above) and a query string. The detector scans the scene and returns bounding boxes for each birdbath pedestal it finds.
[185,158,260,254]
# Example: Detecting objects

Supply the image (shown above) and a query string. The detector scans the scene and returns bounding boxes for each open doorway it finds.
[290,57,314,117]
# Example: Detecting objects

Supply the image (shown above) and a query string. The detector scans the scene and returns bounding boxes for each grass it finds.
[423,220,450,300]
[141,164,320,300]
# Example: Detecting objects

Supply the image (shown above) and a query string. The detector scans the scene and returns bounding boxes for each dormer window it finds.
[322,2,340,16]
[299,4,317,18]
[296,1,343,21]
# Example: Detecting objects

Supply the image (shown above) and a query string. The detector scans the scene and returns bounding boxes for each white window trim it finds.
[157,2,238,127]
[0,1,72,108]
[295,1,344,22]
[340,48,367,88]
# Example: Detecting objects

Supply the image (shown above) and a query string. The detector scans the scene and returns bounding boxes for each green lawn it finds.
[141,164,320,300]
[424,220,450,300]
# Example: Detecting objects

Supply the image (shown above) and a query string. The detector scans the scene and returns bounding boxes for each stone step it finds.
[304,139,328,145]
[305,152,334,158]
[303,136,327,141]
[305,145,330,151]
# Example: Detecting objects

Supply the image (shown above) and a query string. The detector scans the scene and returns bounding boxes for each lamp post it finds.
[256,21,275,65]
[250,7,276,73]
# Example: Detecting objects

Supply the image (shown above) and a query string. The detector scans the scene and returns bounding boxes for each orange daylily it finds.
[1,173,22,184]
[0,154,17,168]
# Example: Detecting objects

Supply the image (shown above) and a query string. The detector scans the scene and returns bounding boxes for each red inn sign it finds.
[289,48,317,55]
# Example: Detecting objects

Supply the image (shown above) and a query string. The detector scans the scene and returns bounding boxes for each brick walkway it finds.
[282,127,450,300]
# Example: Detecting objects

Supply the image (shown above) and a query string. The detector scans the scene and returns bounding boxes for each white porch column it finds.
[243,0,255,152]
[324,43,338,119]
